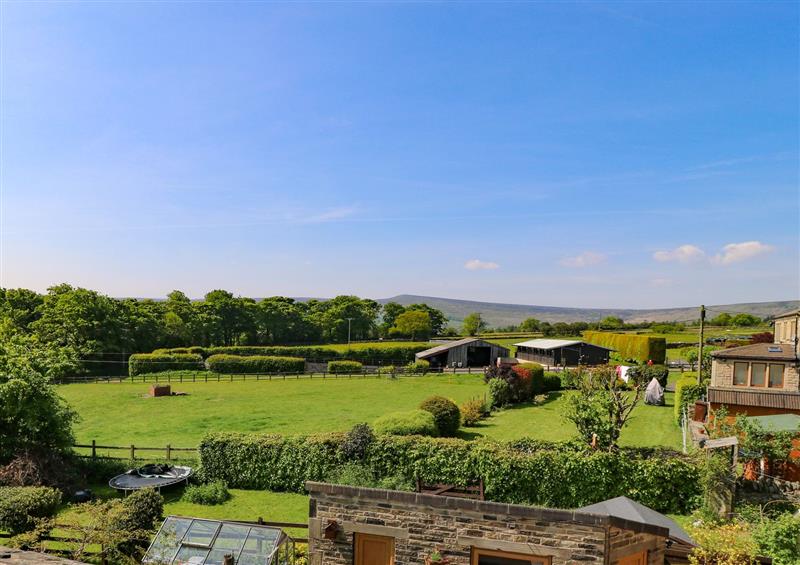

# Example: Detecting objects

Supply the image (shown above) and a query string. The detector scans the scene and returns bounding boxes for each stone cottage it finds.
[306,482,688,565]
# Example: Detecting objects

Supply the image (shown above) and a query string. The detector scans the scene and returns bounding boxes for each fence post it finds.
[130,444,136,460]
[92,439,97,459]
[167,444,172,461]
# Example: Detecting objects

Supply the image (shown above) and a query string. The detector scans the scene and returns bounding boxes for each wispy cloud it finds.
[688,151,794,171]
[653,241,774,266]
[559,251,607,268]
[711,241,774,265]
[653,244,706,264]
[300,206,358,224]
[464,259,499,271]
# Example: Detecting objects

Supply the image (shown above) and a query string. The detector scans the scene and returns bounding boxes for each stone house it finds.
[306,482,694,565]
[773,309,800,353]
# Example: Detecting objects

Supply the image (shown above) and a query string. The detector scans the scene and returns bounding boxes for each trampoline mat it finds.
[110,465,193,490]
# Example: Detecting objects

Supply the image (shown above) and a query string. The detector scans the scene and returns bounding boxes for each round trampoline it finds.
[109,464,193,493]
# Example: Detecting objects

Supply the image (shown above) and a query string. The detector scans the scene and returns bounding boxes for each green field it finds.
[58,374,681,450]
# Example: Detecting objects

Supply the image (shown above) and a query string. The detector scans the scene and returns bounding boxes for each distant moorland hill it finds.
[377,295,800,327]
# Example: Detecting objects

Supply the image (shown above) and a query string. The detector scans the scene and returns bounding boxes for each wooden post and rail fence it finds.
[73,440,198,461]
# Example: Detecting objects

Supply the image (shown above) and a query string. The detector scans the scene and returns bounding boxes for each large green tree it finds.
[462,313,486,336]
[391,310,432,340]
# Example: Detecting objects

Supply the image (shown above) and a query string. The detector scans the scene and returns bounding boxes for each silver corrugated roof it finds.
[513,338,582,349]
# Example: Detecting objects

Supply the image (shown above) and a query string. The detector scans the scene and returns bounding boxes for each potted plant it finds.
[425,549,451,565]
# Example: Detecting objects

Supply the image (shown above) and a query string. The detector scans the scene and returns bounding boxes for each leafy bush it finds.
[542,372,562,392]
[326,462,375,487]
[373,410,439,437]
[460,398,488,426]
[405,360,430,374]
[637,364,670,387]
[377,365,396,375]
[182,481,229,505]
[199,432,701,514]
[560,368,584,389]
[128,353,204,377]
[487,378,512,408]
[485,365,531,405]
[752,512,800,565]
[675,375,704,424]
[339,424,374,461]
[0,486,61,534]
[583,331,666,364]
[114,488,163,532]
[327,360,363,374]
[517,363,545,395]
[206,354,305,374]
[419,396,460,437]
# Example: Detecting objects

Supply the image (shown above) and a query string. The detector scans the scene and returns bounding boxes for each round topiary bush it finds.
[419,396,461,436]
[373,410,438,437]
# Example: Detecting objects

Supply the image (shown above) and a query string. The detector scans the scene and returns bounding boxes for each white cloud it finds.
[652,244,706,263]
[464,259,499,271]
[559,251,607,268]
[711,241,774,265]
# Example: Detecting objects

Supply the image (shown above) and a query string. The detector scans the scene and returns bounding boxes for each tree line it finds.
[0,284,448,365]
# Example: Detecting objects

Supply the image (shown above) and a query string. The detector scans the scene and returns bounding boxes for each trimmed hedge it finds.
[156,343,431,364]
[584,331,667,364]
[199,432,702,514]
[206,354,305,374]
[374,410,439,437]
[0,486,62,534]
[327,360,364,374]
[129,353,205,377]
[675,374,704,424]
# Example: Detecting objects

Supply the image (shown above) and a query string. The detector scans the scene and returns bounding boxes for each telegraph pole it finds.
[697,305,706,385]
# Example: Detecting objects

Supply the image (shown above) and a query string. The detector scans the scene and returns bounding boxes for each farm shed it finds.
[514,339,612,367]
[415,338,509,368]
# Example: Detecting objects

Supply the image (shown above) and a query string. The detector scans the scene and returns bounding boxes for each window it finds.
[769,364,784,388]
[751,364,766,387]
[733,363,748,386]
[471,548,550,565]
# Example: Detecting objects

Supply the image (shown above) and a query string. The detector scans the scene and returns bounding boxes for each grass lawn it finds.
[58,374,681,450]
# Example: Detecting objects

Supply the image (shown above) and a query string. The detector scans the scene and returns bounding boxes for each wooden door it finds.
[354,533,394,565]
[617,550,647,565]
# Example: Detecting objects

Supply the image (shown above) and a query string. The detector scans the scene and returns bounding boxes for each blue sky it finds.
[1,1,797,308]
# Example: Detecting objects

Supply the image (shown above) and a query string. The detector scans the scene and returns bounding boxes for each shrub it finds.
[675,375,704,424]
[182,481,229,505]
[560,368,584,389]
[583,331,667,364]
[206,354,305,374]
[542,372,562,392]
[339,424,374,461]
[199,432,702,514]
[419,396,460,437]
[517,363,545,395]
[128,353,204,377]
[114,488,163,532]
[377,365,397,375]
[460,398,487,427]
[326,463,375,487]
[405,360,430,374]
[752,512,800,565]
[637,364,670,387]
[373,410,439,437]
[485,365,532,405]
[487,378,512,408]
[327,360,363,374]
[0,486,61,534]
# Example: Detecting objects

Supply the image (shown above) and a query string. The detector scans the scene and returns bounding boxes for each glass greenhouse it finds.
[143,516,295,565]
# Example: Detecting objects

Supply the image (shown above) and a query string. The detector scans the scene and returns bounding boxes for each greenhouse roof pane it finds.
[144,516,287,565]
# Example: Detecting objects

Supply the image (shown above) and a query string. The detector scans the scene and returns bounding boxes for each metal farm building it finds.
[514,338,612,367]
[415,338,510,368]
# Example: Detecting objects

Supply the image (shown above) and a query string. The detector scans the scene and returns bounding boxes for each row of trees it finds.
[0,286,451,369]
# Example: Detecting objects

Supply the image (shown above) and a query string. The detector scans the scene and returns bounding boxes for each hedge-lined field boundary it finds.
[199,432,701,514]
[128,353,205,376]
[153,342,431,364]
[583,331,667,364]
[206,354,306,374]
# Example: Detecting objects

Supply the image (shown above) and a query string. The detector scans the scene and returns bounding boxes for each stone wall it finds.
[306,482,667,565]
